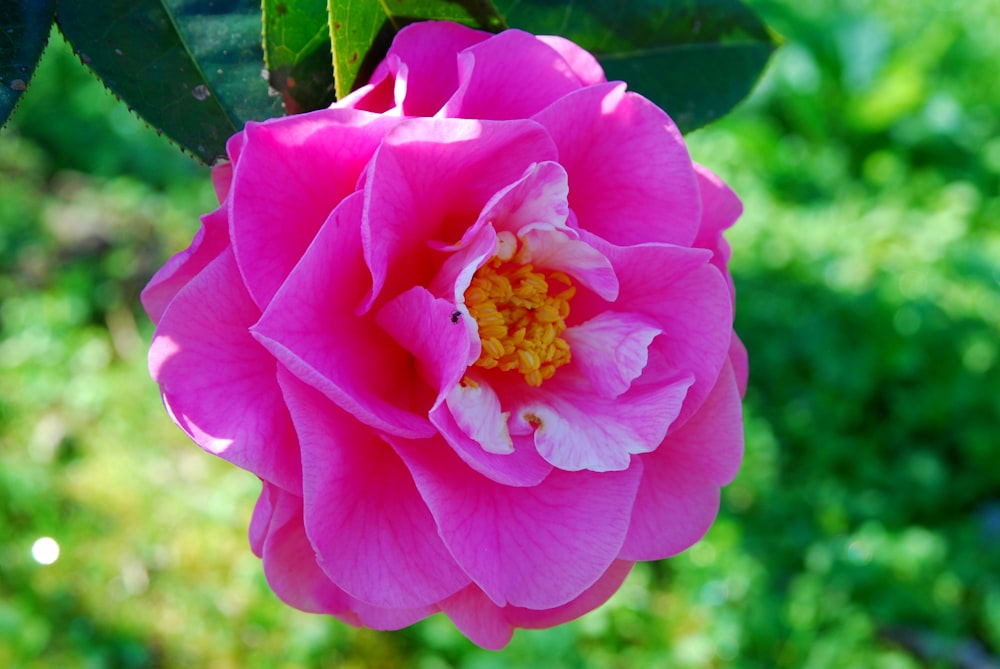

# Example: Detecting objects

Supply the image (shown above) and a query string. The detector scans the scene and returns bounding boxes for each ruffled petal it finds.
[392,438,642,609]
[375,286,473,409]
[252,192,435,439]
[361,117,558,310]
[536,35,606,86]
[142,204,230,324]
[518,225,618,301]
[579,237,733,429]
[443,378,512,454]
[149,248,301,493]
[509,371,693,472]
[230,108,403,308]
[563,311,662,399]
[430,401,553,487]
[379,21,490,116]
[693,164,743,302]
[442,30,583,120]
[439,558,633,649]
[532,82,700,247]
[620,359,744,560]
[281,372,470,609]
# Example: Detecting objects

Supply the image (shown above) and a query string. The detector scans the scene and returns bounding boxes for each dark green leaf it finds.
[1,0,56,128]
[331,0,505,100]
[263,0,335,113]
[56,0,281,163]
[496,0,779,132]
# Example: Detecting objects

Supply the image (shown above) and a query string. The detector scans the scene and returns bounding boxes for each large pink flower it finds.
[144,21,747,648]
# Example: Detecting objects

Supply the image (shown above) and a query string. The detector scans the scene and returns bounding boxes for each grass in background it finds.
[1,2,998,667]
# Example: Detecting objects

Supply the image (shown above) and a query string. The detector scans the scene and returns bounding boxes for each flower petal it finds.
[442,30,583,120]
[563,311,662,399]
[361,117,558,310]
[252,192,434,439]
[375,286,473,409]
[532,82,700,247]
[511,372,693,472]
[281,372,470,609]
[483,160,570,235]
[230,108,403,308]
[730,333,749,397]
[518,225,618,301]
[439,558,631,649]
[379,21,490,116]
[620,358,744,560]
[536,35,606,86]
[430,400,553,487]
[392,438,642,609]
[580,237,733,429]
[694,163,743,301]
[256,484,434,629]
[149,247,301,493]
[141,204,229,324]
[443,379,512,454]
[504,559,633,629]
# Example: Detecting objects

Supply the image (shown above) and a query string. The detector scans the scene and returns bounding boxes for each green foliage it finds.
[0,0,56,125]
[498,0,778,132]
[263,0,336,113]
[55,0,282,164]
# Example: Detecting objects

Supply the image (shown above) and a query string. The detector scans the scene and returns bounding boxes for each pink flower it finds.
[144,21,747,648]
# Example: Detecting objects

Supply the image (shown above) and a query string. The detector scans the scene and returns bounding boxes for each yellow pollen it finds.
[464,254,575,386]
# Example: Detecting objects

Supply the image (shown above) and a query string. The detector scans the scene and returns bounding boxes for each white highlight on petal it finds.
[446,380,513,454]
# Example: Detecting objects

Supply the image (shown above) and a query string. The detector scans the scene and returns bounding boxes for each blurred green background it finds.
[1,0,998,667]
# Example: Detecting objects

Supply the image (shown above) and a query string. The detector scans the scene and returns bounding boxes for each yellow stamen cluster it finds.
[464,255,575,386]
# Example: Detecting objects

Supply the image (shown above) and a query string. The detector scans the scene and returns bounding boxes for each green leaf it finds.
[330,0,505,100]
[1,0,56,128]
[56,0,282,163]
[495,0,779,132]
[263,0,335,113]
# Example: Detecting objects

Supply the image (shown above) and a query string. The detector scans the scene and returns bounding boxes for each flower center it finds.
[464,253,575,387]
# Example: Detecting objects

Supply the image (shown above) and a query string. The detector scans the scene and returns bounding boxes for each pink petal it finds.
[442,30,583,120]
[620,359,744,560]
[257,485,434,629]
[375,286,473,409]
[392,438,642,609]
[360,117,558,310]
[505,559,633,629]
[579,237,733,429]
[378,21,490,116]
[730,333,749,397]
[149,247,302,493]
[430,401,553,487]
[229,108,403,309]
[439,585,514,650]
[517,225,619,301]
[280,372,470,609]
[510,372,693,472]
[443,379,512,454]
[251,192,435,439]
[532,82,700,247]
[142,205,230,324]
[536,35,607,86]
[482,161,570,236]
[439,559,633,649]
[563,312,662,399]
[693,164,743,301]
